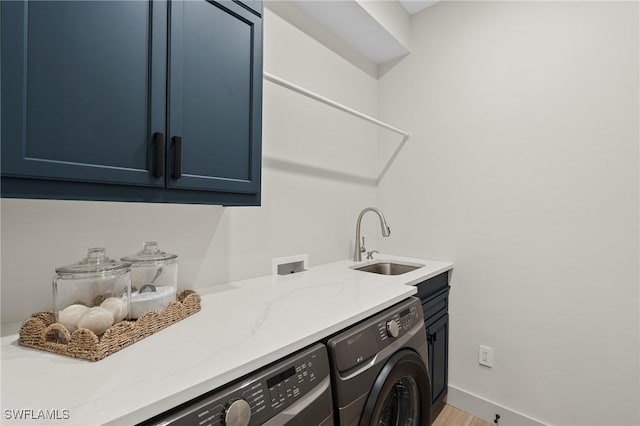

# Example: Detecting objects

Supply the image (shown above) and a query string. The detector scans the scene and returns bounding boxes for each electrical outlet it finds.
[479,345,493,367]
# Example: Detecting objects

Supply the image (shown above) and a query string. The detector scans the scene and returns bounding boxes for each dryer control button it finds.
[386,320,400,338]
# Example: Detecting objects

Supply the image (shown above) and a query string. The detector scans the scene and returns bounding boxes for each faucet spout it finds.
[354,207,391,262]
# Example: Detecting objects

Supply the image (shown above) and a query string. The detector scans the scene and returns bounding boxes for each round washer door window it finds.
[378,376,420,425]
[360,349,431,426]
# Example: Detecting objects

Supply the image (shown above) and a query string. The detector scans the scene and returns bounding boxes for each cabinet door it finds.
[426,313,449,410]
[235,0,263,15]
[168,0,262,194]
[1,0,166,187]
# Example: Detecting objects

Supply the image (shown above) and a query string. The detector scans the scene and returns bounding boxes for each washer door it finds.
[359,349,431,426]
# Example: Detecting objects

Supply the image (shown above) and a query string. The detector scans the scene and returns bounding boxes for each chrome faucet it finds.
[353,207,391,262]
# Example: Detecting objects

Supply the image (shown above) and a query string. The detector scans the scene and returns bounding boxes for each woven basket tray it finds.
[18,290,201,362]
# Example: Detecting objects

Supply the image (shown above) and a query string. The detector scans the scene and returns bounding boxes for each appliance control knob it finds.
[386,319,400,338]
[224,399,251,426]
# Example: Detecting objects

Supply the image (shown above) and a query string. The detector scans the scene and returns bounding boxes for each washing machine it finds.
[327,297,431,426]
[143,343,333,426]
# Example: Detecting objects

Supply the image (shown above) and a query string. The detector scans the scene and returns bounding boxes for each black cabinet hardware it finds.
[173,136,182,179]
[153,132,165,178]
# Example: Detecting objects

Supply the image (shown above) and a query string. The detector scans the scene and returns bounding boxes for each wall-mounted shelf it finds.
[263,72,410,184]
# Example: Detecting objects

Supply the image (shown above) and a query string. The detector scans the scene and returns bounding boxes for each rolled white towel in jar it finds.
[77,307,114,335]
[100,297,129,323]
[58,304,89,333]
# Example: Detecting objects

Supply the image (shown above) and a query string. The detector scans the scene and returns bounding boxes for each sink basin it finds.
[352,261,424,276]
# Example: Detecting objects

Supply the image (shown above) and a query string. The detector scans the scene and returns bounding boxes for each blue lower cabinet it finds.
[426,313,449,416]
[416,272,451,420]
[1,0,262,206]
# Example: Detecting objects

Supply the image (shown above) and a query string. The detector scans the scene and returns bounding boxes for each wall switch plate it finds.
[479,345,494,367]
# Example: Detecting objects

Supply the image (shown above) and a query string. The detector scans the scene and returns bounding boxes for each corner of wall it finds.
[447,385,548,426]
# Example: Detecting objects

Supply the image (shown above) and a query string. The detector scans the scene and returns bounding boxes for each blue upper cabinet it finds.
[234,0,263,15]
[1,0,262,206]
[1,1,167,187]
[168,0,262,195]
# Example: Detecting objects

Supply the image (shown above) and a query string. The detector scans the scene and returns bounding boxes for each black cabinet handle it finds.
[173,136,182,179]
[153,132,165,178]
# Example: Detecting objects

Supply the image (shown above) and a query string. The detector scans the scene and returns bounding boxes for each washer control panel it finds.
[377,303,419,341]
[328,297,424,374]
[151,344,330,426]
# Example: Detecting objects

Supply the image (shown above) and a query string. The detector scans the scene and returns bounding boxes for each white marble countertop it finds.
[0,255,452,425]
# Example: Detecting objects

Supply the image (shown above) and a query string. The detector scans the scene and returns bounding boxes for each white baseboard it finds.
[447,385,549,426]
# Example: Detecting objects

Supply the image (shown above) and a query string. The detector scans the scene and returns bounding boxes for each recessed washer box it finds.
[272,254,309,275]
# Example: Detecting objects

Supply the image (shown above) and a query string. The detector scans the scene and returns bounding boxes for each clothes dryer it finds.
[143,343,333,425]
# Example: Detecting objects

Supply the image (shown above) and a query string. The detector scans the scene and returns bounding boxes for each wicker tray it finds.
[18,290,201,361]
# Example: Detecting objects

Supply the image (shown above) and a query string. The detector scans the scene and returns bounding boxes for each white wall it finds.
[0,9,382,325]
[378,2,639,425]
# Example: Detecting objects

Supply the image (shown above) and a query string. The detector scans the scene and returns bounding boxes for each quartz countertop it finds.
[0,255,452,425]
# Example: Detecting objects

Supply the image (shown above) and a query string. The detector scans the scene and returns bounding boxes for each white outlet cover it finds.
[479,345,494,367]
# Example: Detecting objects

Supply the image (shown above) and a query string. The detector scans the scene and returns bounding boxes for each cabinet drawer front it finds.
[1,0,166,187]
[416,272,449,301]
[422,289,448,324]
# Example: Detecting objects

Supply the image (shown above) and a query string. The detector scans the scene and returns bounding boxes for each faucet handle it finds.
[366,250,379,260]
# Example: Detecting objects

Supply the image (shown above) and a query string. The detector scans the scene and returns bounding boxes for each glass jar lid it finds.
[121,241,178,265]
[55,248,131,276]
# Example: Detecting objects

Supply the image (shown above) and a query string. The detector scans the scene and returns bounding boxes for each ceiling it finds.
[398,0,442,15]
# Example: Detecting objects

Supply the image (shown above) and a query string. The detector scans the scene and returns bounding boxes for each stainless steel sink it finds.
[352,261,423,276]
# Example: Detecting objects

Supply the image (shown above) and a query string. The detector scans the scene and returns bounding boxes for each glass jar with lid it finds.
[121,241,178,319]
[53,248,131,335]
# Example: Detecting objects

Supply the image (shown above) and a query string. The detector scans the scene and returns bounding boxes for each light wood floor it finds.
[432,404,493,426]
